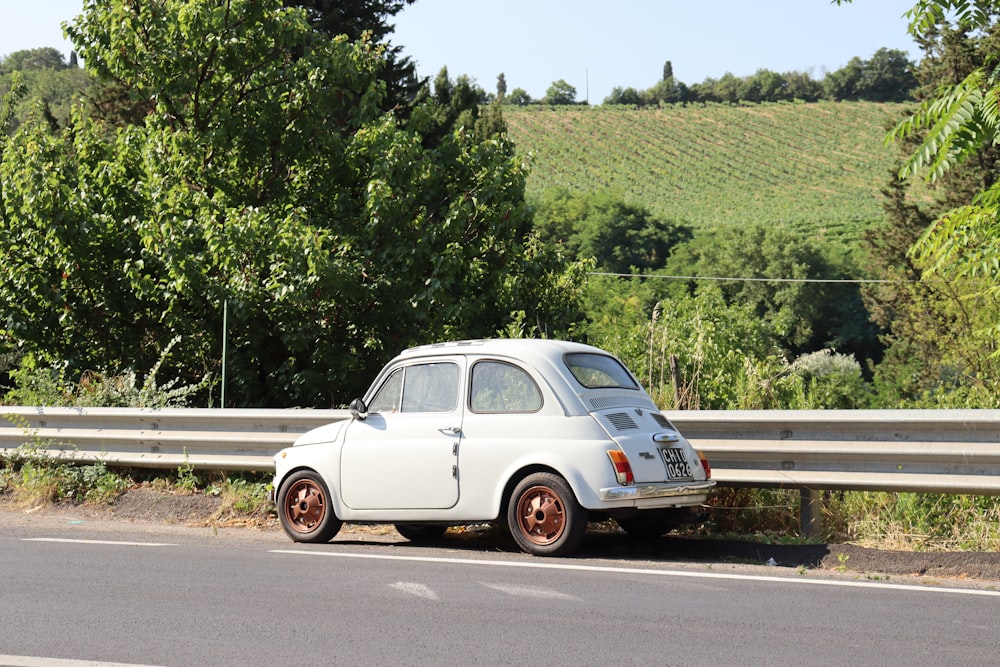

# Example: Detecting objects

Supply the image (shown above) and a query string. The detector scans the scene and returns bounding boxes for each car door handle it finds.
[440,426,462,435]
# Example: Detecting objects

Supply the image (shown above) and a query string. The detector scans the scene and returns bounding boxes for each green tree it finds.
[0,48,69,72]
[604,86,643,106]
[858,48,918,101]
[664,223,879,360]
[532,188,692,273]
[862,13,1000,406]
[1,50,90,132]
[0,0,582,407]
[582,280,826,410]
[407,67,503,147]
[544,79,577,105]
[507,87,532,106]
[713,72,743,102]
[282,0,421,112]
[880,3,1000,385]
[783,70,823,102]
[823,56,865,100]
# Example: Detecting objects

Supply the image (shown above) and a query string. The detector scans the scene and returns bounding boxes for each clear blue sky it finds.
[3,1,920,102]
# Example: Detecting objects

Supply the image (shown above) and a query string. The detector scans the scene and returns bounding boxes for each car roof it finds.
[397,338,610,361]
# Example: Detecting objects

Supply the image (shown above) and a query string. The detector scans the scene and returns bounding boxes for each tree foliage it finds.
[887,4,1000,210]
[544,79,577,105]
[1,49,89,132]
[531,188,692,274]
[0,0,583,407]
[879,3,1000,367]
[1,48,73,73]
[602,51,912,107]
[407,66,504,147]
[281,0,421,112]
[581,280,867,410]
[663,223,879,360]
[863,8,1000,406]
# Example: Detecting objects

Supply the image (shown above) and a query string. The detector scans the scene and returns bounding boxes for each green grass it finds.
[1,445,273,526]
[505,101,930,246]
[703,486,1000,551]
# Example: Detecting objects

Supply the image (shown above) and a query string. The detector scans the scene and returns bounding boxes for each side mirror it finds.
[349,398,368,421]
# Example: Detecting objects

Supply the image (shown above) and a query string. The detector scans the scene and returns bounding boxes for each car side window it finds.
[401,362,460,412]
[368,368,404,413]
[369,363,460,414]
[470,361,542,413]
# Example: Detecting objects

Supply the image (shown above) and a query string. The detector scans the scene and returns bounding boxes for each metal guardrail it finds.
[3,406,1000,494]
[672,409,1000,495]
[0,406,351,472]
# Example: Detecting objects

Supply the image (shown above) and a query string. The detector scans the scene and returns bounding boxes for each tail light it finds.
[697,450,712,479]
[606,449,634,485]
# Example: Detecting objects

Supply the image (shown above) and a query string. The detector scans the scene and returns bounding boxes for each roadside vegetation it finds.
[2,0,1000,550]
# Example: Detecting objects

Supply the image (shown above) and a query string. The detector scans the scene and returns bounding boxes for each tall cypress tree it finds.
[283,0,422,112]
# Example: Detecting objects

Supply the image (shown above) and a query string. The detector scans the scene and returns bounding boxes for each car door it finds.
[339,357,465,510]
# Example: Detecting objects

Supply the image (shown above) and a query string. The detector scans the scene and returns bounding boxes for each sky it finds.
[1,1,921,103]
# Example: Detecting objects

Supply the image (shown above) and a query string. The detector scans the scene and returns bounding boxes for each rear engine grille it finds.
[606,412,639,431]
[651,413,673,429]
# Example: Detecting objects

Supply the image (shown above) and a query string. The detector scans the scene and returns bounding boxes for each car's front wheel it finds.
[507,472,587,556]
[277,470,343,543]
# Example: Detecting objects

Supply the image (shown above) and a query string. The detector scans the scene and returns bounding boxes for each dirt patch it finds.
[0,486,255,528]
[108,486,227,523]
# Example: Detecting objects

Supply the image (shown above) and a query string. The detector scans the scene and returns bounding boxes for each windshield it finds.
[564,353,639,390]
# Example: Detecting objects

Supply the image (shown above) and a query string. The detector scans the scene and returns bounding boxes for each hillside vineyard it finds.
[505,102,925,246]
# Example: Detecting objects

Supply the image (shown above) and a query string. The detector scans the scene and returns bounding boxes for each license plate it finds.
[660,447,692,479]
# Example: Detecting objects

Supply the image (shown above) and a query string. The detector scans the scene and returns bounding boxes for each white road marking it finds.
[480,582,580,601]
[270,549,1000,598]
[0,655,164,667]
[389,581,440,601]
[22,538,177,547]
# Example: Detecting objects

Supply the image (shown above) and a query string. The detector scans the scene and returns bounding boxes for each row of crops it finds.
[503,101,928,245]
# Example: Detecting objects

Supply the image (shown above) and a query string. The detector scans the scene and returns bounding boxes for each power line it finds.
[587,271,909,284]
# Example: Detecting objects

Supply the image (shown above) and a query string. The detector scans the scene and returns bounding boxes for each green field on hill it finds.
[504,101,924,246]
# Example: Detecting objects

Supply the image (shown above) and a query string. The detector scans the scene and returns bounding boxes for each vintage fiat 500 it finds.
[272,339,714,556]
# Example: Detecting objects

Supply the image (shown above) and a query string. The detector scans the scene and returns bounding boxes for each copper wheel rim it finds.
[284,478,326,534]
[515,485,566,546]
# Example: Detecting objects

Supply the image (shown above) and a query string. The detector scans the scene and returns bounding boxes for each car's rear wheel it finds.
[507,472,587,556]
[277,470,342,543]
[394,523,448,542]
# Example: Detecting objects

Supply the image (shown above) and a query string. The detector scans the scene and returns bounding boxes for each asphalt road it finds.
[1,514,998,666]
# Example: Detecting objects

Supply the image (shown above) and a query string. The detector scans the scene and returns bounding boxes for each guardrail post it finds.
[799,488,821,538]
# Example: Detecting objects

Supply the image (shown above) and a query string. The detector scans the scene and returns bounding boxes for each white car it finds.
[272,339,715,556]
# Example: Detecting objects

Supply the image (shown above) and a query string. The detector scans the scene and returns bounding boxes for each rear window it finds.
[564,353,639,390]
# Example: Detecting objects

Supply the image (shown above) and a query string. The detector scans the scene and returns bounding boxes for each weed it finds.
[175,450,199,493]
[836,553,850,572]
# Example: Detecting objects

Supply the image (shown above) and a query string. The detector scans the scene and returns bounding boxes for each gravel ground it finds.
[4,487,1000,584]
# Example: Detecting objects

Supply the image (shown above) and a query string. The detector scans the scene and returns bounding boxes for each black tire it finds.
[394,523,448,542]
[615,513,677,539]
[507,472,587,556]
[277,470,342,543]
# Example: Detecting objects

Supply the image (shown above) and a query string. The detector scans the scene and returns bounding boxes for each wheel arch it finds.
[499,464,586,520]
[274,464,344,520]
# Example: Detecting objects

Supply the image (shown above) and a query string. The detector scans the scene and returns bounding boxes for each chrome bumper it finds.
[599,479,716,502]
